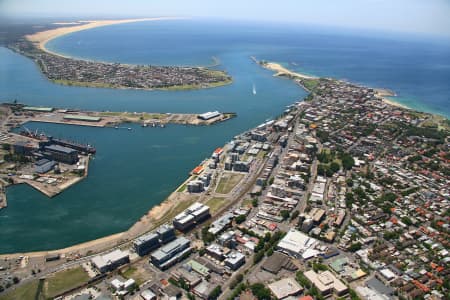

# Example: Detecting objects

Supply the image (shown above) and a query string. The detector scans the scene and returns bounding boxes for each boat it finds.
[160,124,165,128]
[51,137,96,154]
[252,84,256,95]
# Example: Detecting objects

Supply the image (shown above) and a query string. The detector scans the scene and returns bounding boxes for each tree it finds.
[230,274,244,289]
[345,192,354,207]
[250,283,272,300]
[401,216,413,226]
[280,210,290,220]
[290,210,299,221]
[253,250,265,265]
[208,286,222,300]
[330,161,340,173]
[341,153,355,170]
[235,215,246,224]
[346,178,353,187]
[252,198,258,207]
[187,293,196,300]
[12,277,20,284]
[348,242,362,252]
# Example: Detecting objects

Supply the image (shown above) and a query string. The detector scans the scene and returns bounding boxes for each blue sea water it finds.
[0,19,449,253]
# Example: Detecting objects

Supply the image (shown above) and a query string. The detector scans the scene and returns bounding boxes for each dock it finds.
[2,104,236,130]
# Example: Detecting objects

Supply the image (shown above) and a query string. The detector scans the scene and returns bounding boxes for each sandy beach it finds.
[381,97,409,109]
[25,17,179,57]
[262,62,318,80]
[374,88,410,109]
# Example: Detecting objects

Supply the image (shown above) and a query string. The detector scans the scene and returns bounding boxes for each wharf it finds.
[0,189,6,210]
[12,155,90,198]
[3,104,236,129]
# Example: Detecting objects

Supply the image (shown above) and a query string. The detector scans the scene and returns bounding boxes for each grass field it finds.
[205,197,227,214]
[0,280,42,300]
[121,265,151,286]
[216,173,244,194]
[44,266,89,298]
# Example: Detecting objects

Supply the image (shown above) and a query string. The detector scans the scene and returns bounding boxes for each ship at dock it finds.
[19,127,96,154]
[50,137,96,154]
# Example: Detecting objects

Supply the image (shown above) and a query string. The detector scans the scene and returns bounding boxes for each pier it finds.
[2,104,236,130]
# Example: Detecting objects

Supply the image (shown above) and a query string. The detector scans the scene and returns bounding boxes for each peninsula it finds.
[9,18,232,91]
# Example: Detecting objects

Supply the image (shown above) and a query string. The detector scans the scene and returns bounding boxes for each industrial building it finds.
[43,144,78,164]
[34,159,57,174]
[91,249,130,273]
[63,114,101,122]
[173,202,210,231]
[13,141,36,156]
[23,106,54,112]
[150,237,191,270]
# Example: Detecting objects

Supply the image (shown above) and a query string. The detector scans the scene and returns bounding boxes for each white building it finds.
[277,229,322,259]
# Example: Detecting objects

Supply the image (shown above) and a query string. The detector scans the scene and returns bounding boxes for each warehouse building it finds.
[198,111,221,120]
[43,144,78,164]
[91,249,130,273]
[34,159,57,174]
[150,237,191,270]
[13,141,36,156]
[63,114,101,122]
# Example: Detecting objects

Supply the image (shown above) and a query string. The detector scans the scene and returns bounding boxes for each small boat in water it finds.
[252,84,256,95]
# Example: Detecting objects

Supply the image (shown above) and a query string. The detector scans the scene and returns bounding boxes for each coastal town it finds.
[11,39,232,90]
[1,66,448,300]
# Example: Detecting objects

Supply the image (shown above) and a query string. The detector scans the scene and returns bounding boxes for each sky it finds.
[1,0,450,38]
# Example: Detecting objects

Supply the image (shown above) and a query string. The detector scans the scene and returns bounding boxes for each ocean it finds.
[0,19,449,253]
